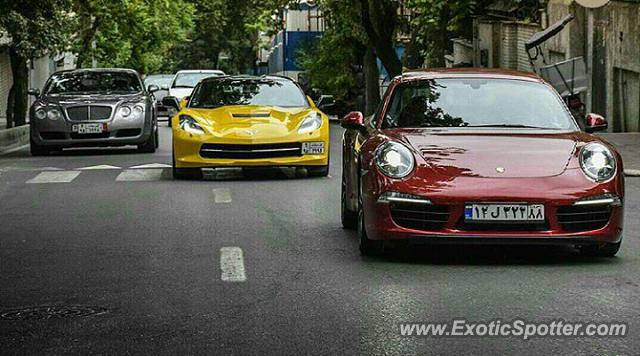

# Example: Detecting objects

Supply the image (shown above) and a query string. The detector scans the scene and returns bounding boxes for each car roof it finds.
[176,69,225,75]
[399,68,544,83]
[201,75,295,83]
[54,68,140,76]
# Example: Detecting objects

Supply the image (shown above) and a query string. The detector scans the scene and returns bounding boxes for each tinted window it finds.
[189,78,309,108]
[45,71,143,95]
[173,73,224,88]
[383,79,576,130]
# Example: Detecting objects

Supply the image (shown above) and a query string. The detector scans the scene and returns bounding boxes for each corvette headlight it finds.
[179,115,205,135]
[298,112,323,134]
[580,143,616,182]
[375,141,415,179]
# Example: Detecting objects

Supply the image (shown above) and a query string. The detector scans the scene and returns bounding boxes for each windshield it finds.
[383,79,576,130]
[173,72,224,88]
[189,78,309,108]
[45,71,143,95]
[144,75,173,88]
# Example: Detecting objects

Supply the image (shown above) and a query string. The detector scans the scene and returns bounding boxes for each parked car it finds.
[163,75,330,179]
[167,69,226,100]
[28,68,159,155]
[144,74,174,118]
[341,68,624,257]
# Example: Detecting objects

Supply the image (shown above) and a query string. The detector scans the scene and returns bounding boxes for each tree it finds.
[0,0,72,128]
[358,0,403,78]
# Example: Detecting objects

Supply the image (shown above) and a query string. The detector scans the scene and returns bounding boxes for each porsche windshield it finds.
[45,71,143,95]
[189,78,309,108]
[383,79,577,130]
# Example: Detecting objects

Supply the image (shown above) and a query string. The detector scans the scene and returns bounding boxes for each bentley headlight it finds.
[580,143,616,182]
[47,108,62,120]
[375,141,415,179]
[35,108,47,120]
[298,112,323,134]
[132,105,145,119]
[179,115,205,135]
[117,106,132,118]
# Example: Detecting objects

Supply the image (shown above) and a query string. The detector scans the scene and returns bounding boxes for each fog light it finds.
[573,194,622,207]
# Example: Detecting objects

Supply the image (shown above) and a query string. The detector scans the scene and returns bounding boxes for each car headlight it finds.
[47,108,62,120]
[580,143,616,182]
[179,115,205,135]
[132,105,145,119]
[298,112,323,134]
[117,106,132,118]
[35,108,47,120]
[375,141,415,179]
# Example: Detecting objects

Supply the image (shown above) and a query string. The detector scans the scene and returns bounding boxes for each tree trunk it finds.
[363,46,380,116]
[359,0,403,78]
[8,48,29,128]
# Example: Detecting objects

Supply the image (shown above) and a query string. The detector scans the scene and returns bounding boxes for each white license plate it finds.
[302,142,325,155]
[72,123,106,134]
[465,204,545,221]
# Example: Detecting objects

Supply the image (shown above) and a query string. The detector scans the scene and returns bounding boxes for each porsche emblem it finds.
[496,167,506,174]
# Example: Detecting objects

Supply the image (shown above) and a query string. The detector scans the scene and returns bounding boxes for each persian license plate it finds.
[72,123,106,134]
[302,142,325,155]
[465,204,545,222]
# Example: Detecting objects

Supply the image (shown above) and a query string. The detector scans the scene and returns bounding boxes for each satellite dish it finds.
[575,0,609,8]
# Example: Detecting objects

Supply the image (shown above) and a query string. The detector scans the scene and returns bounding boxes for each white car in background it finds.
[166,70,226,100]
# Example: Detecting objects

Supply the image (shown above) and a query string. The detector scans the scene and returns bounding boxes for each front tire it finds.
[579,241,622,257]
[138,131,156,153]
[30,136,50,156]
[358,209,383,256]
[341,179,357,229]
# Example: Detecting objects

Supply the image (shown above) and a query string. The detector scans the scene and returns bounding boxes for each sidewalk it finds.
[598,133,640,176]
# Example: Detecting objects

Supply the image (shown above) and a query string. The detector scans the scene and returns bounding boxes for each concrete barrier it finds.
[0,125,30,153]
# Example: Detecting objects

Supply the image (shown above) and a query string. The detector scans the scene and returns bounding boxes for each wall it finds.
[0,48,13,123]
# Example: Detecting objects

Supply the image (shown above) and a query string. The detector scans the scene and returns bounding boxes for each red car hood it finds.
[386,129,578,178]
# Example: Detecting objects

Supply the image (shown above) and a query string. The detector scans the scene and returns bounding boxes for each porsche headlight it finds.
[298,112,323,134]
[580,143,616,182]
[179,115,205,135]
[375,141,415,179]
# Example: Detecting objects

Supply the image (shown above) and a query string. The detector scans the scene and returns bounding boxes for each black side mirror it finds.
[317,95,336,113]
[147,84,160,93]
[585,113,608,133]
[162,96,181,111]
[28,88,40,97]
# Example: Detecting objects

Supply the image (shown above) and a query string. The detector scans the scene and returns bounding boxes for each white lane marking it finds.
[0,144,29,155]
[38,167,64,171]
[116,169,164,182]
[213,188,232,203]
[129,163,171,169]
[220,247,246,282]
[26,171,81,184]
[625,169,640,177]
[78,165,121,170]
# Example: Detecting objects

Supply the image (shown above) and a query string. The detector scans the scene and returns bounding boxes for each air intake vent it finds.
[390,203,449,231]
[557,205,612,232]
[232,113,270,118]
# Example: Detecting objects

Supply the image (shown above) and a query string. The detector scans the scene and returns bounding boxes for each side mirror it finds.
[341,111,366,134]
[162,96,181,111]
[28,88,40,97]
[147,84,160,93]
[585,113,608,133]
[317,95,336,113]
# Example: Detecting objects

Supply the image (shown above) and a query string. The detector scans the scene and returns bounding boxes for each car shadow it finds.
[201,167,326,181]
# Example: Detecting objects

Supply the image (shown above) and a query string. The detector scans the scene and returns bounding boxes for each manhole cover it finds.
[0,306,108,320]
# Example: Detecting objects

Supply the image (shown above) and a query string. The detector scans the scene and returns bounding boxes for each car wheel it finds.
[172,150,202,180]
[579,241,622,258]
[308,165,329,177]
[30,136,50,156]
[341,179,357,229]
[138,131,156,153]
[154,126,159,149]
[357,175,383,256]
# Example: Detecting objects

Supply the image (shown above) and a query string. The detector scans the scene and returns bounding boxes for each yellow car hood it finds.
[182,105,317,140]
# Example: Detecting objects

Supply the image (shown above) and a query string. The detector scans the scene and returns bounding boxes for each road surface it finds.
[1,124,638,354]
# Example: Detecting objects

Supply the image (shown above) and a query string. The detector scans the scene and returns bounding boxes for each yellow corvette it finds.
[163,76,330,179]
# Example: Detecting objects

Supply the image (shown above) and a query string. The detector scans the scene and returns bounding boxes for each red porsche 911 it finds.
[341,69,624,257]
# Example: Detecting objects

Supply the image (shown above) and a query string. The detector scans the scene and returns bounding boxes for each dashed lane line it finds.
[220,247,246,282]
[26,171,81,184]
[115,169,164,182]
[213,188,232,204]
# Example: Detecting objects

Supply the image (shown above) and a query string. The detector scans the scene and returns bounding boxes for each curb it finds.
[0,125,29,154]
[625,169,640,177]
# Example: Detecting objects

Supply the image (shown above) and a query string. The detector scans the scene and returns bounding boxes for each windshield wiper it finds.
[467,124,554,129]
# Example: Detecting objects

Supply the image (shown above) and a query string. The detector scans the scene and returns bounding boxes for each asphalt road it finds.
[1,123,639,355]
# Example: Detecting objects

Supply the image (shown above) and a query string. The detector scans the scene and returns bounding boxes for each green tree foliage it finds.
[0,0,72,127]
[73,0,194,74]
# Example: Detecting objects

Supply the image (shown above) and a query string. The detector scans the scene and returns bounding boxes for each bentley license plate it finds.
[465,204,545,222]
[302,142,324,155]
[72,123,106,134]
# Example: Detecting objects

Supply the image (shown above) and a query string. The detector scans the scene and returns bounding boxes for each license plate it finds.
[465,204,545,222]
[302,142,325,155]
[72,123,106,134]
